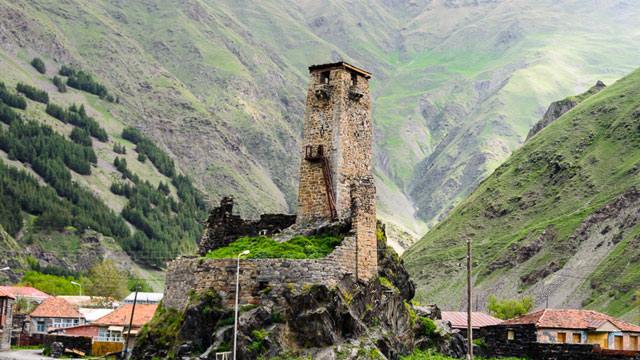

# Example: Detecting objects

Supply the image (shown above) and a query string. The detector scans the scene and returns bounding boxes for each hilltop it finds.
[404,66,640,320]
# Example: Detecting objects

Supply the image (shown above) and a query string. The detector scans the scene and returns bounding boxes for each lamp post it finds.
[70,281,83,326]
[233,250,250,360]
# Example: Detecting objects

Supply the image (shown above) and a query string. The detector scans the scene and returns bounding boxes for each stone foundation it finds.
[165,234,366,310]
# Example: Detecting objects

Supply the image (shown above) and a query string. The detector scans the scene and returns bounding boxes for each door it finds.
[588,333,608,349]
[630,335,638,350]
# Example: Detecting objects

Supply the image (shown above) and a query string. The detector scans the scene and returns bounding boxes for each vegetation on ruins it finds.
[204,235,343,259]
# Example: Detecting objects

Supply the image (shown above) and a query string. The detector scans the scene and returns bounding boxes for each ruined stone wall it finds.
[165,235,362,310]
[0,298,13,351]
[198,197,296,255]
[351,177,377,280]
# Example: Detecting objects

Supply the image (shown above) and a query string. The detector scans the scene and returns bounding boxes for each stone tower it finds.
[297,62,377,280]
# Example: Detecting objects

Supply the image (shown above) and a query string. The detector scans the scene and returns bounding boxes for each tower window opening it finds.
[351,72,358,86]
[321,71,330,84]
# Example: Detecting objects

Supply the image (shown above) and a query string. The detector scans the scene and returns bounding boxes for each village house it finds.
[483,309,640,359]
[55,303,158,353]
[0,288,15,351]
[29,297,85,336]
[0,286,50,303]
[441,311,502,337]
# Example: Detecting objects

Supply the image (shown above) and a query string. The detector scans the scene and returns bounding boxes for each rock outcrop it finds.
[132,226,466,359]
[526,81,606,141]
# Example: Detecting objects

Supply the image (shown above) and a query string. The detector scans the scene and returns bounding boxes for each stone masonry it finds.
[198,196,296,255]
[164,62,378,311]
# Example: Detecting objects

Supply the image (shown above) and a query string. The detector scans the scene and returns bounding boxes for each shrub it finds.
[113,142,126,154]
[420,317,437,337]
[52,76,67,92]
[122,126,143,143]
[31,57,46,74]
[45,103,67,122]
[16,83,49,104]
[487,295,534,320]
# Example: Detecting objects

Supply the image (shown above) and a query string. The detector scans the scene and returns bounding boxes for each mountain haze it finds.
[2,0,640,240]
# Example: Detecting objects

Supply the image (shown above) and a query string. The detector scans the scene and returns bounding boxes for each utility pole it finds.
[467,237,473,360]
[124,286,139,360]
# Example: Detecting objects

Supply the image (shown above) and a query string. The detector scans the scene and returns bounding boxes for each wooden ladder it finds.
[305,145,337,220]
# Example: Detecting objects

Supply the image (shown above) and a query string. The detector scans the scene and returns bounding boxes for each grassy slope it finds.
[404,67,640,320]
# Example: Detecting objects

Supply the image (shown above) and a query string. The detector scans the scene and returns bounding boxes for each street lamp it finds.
[233,250,250,360]
[70,281,83,326]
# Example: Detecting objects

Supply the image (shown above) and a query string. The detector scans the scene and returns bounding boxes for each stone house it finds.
[0,288,15,351]
[483,309,640,359]
[29,297,85,335]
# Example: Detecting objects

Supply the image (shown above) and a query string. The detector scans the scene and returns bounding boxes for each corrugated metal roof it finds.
[123,292,163,303]
[441,311,503,329]
[79,308,114,322]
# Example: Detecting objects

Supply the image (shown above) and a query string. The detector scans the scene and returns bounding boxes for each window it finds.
[614,335,623,350]
[572,333,581,344]
[507,330,515,340]
[351,72,358,86]
[36,321,46,333]
[320,71,330,84]
[631,335,638,350]
[557,332,567,343]
[98,327,124,342]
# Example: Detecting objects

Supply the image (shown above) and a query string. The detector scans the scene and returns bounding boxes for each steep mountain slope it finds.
[404,67,640,320]
[0,55,209,289]
[2,0,640,241]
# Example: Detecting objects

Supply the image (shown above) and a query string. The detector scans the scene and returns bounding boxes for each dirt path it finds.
[0,350,55,360]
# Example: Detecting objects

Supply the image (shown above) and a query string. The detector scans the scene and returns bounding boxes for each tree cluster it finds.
[487,295,534,320]
[59,65,114,102]
[0,82,27,109]
[16,83,49,104]
[46,103,108,141]
[0,102,20,125]
[70,127,92,146]
[122,127,175,177]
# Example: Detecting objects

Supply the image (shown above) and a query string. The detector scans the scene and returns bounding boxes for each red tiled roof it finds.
[441,311,503,329]
[94,304,157,328]
[502,309,640,332]
[30,297,83,319]
[0,287,15,300]
[0,286,51,299]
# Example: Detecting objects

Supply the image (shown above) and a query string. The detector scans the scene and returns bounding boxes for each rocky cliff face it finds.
[526,81,606,141]
[132,229,465,360]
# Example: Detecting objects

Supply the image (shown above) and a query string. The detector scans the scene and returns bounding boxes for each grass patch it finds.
[204,235,343,259]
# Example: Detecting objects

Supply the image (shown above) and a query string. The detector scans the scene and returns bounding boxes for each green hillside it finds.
[404,67,640,320]
[3,1,640,241]
[0,56,207,289]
